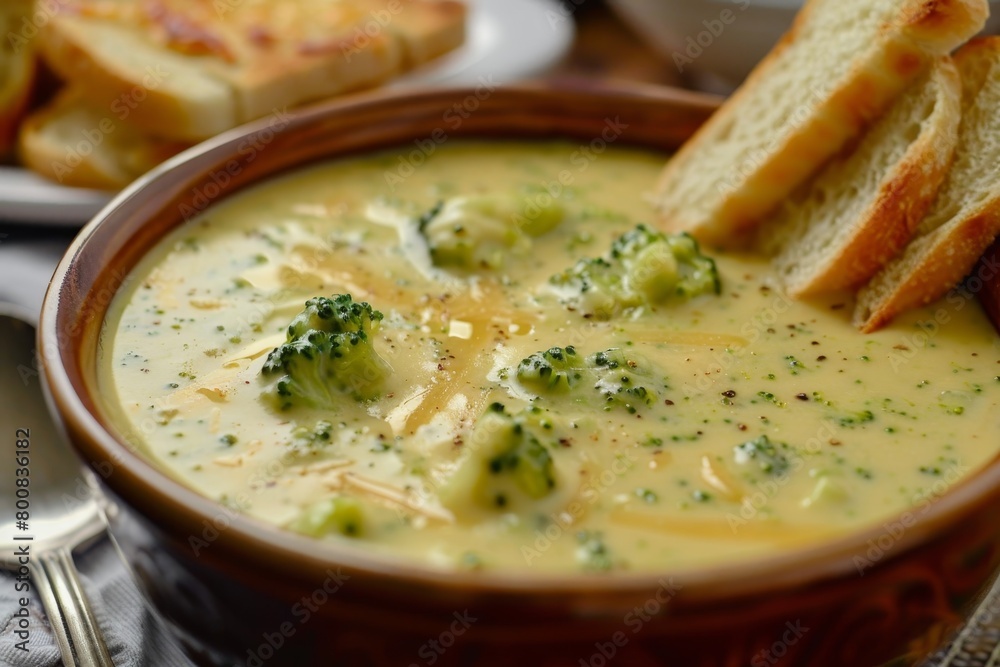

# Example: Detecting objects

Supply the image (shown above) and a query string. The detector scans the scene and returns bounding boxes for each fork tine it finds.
[34,548,116,666]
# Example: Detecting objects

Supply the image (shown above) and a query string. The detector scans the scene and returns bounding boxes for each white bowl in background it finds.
[607,0,1000,92]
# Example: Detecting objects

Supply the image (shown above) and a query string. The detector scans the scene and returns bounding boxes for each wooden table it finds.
[547,2,687,88]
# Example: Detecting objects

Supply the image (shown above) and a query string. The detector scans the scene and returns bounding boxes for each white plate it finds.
[0,0,574,226]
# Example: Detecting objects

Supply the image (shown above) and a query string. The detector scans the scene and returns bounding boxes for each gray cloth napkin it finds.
[0,545,194,667]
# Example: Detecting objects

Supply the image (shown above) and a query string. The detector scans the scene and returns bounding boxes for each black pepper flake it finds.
[795,393,808,401]
[722,390,736,398]
[737,423,748,431]
[664,399,675,406]
[817,355,827,361]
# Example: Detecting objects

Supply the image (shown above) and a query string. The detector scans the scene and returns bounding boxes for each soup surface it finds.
[100,141,1000,573]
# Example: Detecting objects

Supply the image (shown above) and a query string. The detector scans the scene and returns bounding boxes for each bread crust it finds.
[855,204,1000,331]
[655,0,988,248]
[854,37,1000,331]
[770,58,962,296]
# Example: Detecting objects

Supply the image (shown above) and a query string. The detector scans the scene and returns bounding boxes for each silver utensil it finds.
[0,303,115,666]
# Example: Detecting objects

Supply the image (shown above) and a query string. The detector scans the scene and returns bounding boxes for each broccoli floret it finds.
[516,347,660,414]
[733,435,791,477]
[418,194,564,270]
[575,530,613,571]
[260,295,390,410]
[439,403,558,516]
[287,420,334,453]
[836,409,876,428]
[550,224,720,319]
[290,497,364,538]
[515,346,584,393]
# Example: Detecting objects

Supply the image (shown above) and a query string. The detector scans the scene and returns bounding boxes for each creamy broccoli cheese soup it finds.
[99,141,1000,573]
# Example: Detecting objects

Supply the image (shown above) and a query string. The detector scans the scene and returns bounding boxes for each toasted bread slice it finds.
[19,88,189,190]
[389,0,467,66]
[760,57,962,296]
[0,2,38,158]
[39,10,239,142]
[855,37,1000,331]
[653,0,988,248]
[39,0,465,142]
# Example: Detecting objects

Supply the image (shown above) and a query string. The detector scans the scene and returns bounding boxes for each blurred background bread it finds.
[18,88,189,190]
[2,0,466,186]
[39,0,467,142]
[0,1,37,160]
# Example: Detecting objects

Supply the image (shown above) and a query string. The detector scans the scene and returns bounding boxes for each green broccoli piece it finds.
[290,497,364,538]
[439,403,558,516]
[418,193,564,270]
[550,224,720,319]
[516,346,660,414]
[260,295,390,410]
[575,530,613,571]
[288,420,334,450]
[515,346,584,393]
[733,435,791,476]
[835,409,876,428]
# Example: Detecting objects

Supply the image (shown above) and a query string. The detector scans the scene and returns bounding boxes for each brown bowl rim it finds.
[39,81,1000,603]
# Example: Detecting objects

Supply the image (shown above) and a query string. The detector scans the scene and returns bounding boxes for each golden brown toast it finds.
[39,0,466,141]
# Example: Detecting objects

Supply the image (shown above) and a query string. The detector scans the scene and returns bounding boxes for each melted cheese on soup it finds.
[99,141,1000,572]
